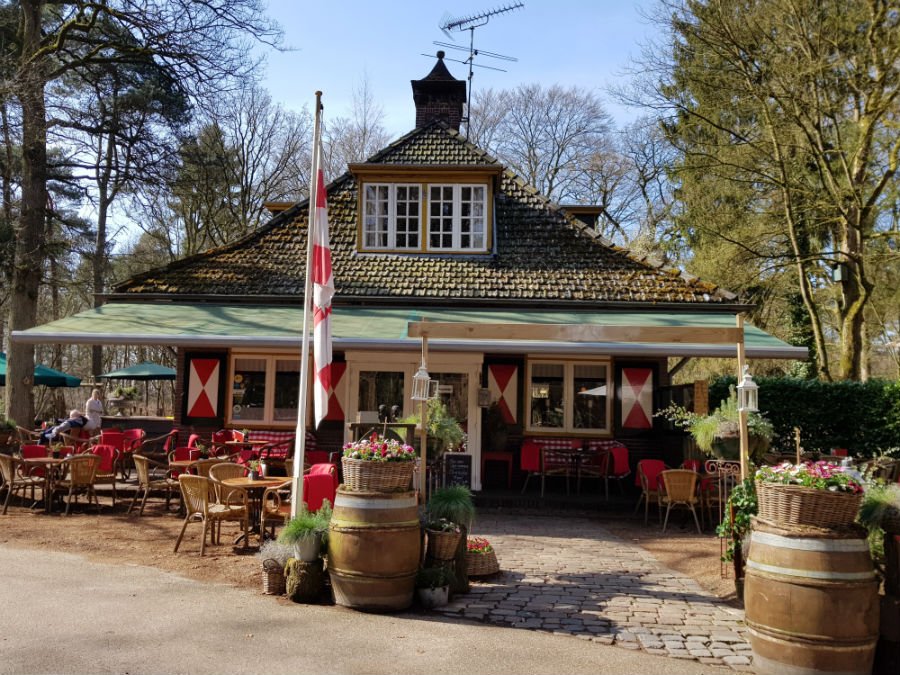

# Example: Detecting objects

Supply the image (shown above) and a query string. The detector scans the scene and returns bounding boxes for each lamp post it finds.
[411,340,434,496]
[736,364,758,481]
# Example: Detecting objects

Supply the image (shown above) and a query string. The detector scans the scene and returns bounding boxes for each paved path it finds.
[437,514,753,671]
[0,545,727,675]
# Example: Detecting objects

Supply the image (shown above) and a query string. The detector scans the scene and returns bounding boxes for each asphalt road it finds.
[0,545,725,675]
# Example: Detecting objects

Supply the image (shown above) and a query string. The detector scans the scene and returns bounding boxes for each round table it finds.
[220,476,287,543]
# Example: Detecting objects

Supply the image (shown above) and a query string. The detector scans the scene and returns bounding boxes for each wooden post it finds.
[736,315,749,481]
[419,334,429,497]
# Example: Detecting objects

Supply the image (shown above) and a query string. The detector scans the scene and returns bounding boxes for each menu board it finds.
[443,452,472,488]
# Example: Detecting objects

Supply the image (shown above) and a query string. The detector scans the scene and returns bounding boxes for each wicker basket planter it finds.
[756,482,862,529]
[466,536,500,577]
[262,559,286,595]
[341,458,415,493]
[426,529,462,561]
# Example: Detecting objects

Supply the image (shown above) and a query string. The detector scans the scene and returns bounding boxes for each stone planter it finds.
[416,585,449,609]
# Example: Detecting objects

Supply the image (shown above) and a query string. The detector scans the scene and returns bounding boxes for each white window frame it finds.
[227,352,306,428]
[427,183,487,252]
[525,358,613,436]
[361,183,421,250]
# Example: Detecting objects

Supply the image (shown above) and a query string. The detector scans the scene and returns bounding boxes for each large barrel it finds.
[327,488,420,611]
[745,517,880,675]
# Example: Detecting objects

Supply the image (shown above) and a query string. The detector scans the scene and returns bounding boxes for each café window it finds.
[526,359,611,435]
[229,354,301,426]
[357,371,405,422]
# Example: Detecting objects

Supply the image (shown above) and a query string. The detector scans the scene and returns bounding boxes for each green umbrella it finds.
[0,352,82,387]
[98,362,176,381]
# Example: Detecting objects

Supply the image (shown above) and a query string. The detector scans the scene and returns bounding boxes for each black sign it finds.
[443,452,472,488]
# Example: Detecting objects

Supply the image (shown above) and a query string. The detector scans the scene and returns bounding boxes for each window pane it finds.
[363,184,390,249]
[573,364,607,430]
[273,359,301,421]
[232,358,266,421]
[530,363,564,429]
[459,184,486,251]
[395,184,420,249]
[358,371,404,421]
[428,184,454,249]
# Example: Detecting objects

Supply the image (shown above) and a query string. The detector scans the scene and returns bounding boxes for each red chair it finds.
[168,446,202,477]
[19,444,48,479]
[540,439,580,497]
[303,472,336,512]
[307,462,339,494]
[578,448,611,498]
[187,434,204,449]
[91,444,120,507]
[100,431,129,480]
[211,429,244,456]
[634,459,669,525]
[122,428,146,452]
[607,445,631,495]
[519,440,542,494]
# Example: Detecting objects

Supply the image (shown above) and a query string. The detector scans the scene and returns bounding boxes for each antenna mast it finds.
[439,2,524,138]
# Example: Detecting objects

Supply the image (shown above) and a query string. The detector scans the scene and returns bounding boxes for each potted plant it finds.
[424,517,462,561]
[277,501,332,562]
[657,386,774,461]
[341,433,418,492]
[859,482,900,536]
[257,539,293,595]
[466,536,500,577]
[247,460,261,480]
[755,460,865,528]
[415,565,455,608]
[401,399,465,460]
[426,485,475,530]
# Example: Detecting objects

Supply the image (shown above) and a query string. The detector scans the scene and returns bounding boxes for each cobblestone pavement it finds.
[436,514,753,672]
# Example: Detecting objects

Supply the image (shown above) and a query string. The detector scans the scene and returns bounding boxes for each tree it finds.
[321,76,389,180]
[635,0,900,380]
[7,0,280,426]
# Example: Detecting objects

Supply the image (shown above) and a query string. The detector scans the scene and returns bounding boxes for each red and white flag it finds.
[310,155,334,428]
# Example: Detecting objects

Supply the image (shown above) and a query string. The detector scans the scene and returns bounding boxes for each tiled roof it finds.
[114,122,736,306]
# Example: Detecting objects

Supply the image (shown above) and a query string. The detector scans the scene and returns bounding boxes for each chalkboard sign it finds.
[443,452,472,488]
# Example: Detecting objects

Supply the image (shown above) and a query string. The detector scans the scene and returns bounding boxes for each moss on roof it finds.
[115,122,735,306]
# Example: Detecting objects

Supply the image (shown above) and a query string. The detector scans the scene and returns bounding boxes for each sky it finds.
[257,0,661,138]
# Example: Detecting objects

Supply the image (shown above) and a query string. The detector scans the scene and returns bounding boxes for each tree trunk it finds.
[7,0,47,427]
[837,215,873,381]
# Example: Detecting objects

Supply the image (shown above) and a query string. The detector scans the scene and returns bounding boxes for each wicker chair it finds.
[91,444,120,507]
[659,469,702,533]
[0,454,44,514]
[15,425,43,445]
[129,454,179,516]
[260,479,293,538]
[634,459,668,525]
[54,454,100,515]
[174,474,249,556]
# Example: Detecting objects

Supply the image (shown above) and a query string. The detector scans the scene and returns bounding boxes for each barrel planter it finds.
[327,488,421,612]
[745,517,880,675]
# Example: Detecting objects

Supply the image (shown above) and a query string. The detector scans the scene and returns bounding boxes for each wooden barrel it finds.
[745,517,880,675]
[327,488,420,612]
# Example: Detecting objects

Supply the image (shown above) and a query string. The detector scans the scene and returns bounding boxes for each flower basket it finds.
[466,536,500,577]
[341,457,415,493]
[426,529,462,561]
[756,482,862,529]
[262,558,286,595]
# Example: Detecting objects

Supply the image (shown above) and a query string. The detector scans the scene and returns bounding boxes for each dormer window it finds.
[352,165,500,254]
[429,184,486,250]
[363,184,421,249]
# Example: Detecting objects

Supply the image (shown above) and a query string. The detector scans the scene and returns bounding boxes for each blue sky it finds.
[259,0,660,137]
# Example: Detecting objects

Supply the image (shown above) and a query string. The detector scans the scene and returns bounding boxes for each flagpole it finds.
[291,91,323,519]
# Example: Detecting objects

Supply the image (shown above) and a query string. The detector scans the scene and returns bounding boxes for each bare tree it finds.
[322,75,390,179]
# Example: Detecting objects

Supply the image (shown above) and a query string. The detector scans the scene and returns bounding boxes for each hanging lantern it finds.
[411,360,431,401]
[737,365,758,412]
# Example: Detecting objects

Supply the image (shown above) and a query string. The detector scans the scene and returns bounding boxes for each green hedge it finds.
[709,377,900,457]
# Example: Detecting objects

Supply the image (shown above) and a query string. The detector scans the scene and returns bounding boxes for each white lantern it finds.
[737,365,758,412]
[411,360,431,401]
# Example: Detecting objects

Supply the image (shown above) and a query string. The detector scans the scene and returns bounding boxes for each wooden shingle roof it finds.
[114,122,736,306]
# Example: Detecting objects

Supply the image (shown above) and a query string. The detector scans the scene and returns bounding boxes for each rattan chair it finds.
[0,454,44,514]
[129,454,179,516]
[174,474,249,556]
[260,479,293,538]
[15,425,43,445]
[659,469,702,534]
[53,454,100,516]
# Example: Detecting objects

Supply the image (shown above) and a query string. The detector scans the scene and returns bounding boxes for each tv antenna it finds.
[437,2,524,137]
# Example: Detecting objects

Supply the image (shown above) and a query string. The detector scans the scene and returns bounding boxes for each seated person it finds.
[40,409,89,445]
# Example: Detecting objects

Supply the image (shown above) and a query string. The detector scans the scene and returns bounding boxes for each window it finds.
[526,359,611,435]
[428,184,486,251]
[362,184,420,250]
[359,181,488,253]
[229,354,302,426]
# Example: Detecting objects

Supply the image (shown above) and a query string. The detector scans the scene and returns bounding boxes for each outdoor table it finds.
[19,456,68,513]
[168,459,197,474]
[219,476,285,544]
[220,439,269,460]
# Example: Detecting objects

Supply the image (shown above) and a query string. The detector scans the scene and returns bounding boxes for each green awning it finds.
[99,361,176,381]
[0,351,82,387]
[12,302,807,359]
